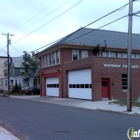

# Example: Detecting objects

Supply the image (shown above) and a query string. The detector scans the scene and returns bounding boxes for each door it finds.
[68,69,92,100]
[102,78,110,99]
[46,77,59,97]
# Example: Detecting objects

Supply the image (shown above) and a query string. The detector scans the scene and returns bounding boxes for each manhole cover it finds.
[53,131,69,135]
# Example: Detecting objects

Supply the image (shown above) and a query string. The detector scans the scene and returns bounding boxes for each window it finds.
[72,50,79,60]
[52,52,56,64]
[138,53,140,59]
[82,50,88,59]
[5,79,7,87]
[49,54,52,65]
[117,52,123,58]
[56,51,60,64]
[132,53,136,59]
[17,79,22,86]
[69,84,91,88]
[110,52,116,58]
[45,54,48,67]
[47,84,59,88]
[123,53,127,58]
[10,80,14,86]
[122,74,127,90]
[42,56,44,67]
[102,51,108,57]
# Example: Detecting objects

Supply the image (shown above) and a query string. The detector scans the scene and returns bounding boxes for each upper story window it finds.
[102,51,108,57]
[41,50,60,68]
[132,53,136,59]
[52,52,56,64]
[49,54,52,65]
[138,53,140,59]
[42,55,46,67]
[45,54,48,67]
[123,52,127,58]
[81,50,88,59]
[117,52,123,58]
[110,52,116,58]
[56,51,60,64]
[72,50,79,60]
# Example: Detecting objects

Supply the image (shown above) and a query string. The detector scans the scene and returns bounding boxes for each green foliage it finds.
[11,83,21,94]
[21,51,39,76]
[111,98,140,107]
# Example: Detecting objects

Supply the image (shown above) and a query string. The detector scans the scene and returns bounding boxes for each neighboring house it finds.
[37,28,140,101]
[0,56,10,92]
[3,57,39,92]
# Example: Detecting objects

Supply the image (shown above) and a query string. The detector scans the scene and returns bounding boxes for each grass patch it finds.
[112,98,140,107]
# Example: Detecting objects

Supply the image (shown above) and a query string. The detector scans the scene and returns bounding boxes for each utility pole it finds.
[2,33,14,95]
[127,0,133,111]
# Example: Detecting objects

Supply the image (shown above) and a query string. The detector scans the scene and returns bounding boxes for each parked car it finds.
[25,87,40,95]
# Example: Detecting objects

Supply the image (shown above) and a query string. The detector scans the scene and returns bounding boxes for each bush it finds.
[11,83,21,94]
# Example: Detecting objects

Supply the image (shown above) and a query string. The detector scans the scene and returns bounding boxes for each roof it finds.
[12,57,23,68]
[42,28,140,52]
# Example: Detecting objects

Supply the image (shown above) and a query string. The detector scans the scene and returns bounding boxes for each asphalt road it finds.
[0,97,139,140]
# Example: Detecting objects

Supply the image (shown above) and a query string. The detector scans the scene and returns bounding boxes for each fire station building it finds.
[37,28,140,101]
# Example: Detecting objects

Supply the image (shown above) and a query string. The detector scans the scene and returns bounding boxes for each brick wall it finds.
[40,47,140,101]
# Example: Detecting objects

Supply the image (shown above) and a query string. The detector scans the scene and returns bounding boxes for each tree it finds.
[21,51,39,76]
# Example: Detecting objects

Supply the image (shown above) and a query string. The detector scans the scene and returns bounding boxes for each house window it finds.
[122,74,127,90]
[132,53,136,59]
[42,56,44,67]
[138,53,140,59]
[123,53,127,58]
[10,80,14,87]
[82,50,88,59]
[72,50,79,60]
[52,52,56,64]
[17,79,22,86]
[117,52,123,58]
[5,79,7,87]
[47,55,49,66]
[45,54,48,67]
[56,51,60,64]
[49,53,52,65]
[110,52,116,57]
[102,51,108,57]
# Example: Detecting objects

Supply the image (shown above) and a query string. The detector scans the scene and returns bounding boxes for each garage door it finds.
[68,69,92,100]
[46,77,59,97]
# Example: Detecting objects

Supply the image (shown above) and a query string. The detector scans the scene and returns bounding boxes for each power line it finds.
[16,0,71,34]
[11,0,57,32]
[0,14,130,68]
[1,1,136,59]
[65,15,128,44]
[0,0,50,47]
[12,0,83,44]
[1,0,71,55]
[11,45,22,54]
[30,2,131,53]
[0,46,7,54]
[6,0,50,33]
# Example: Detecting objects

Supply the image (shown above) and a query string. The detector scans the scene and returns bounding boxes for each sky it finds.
[0,0,139,57]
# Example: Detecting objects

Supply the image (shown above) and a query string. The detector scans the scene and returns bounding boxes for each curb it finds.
[96,109,140,116]
[0,126,20,140]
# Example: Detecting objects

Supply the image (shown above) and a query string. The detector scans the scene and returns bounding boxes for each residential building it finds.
[0,56,10,92]
[37,28,140,101]
[3,57,39,92]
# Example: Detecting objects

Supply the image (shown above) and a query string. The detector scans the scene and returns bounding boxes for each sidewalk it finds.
[10,95,140,115]
[0,126,19,140]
